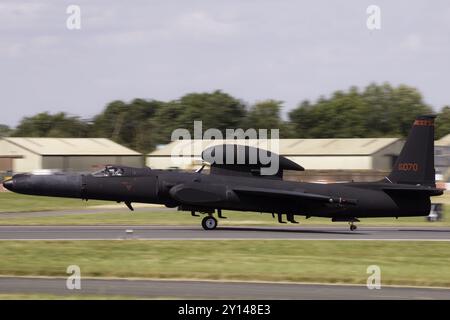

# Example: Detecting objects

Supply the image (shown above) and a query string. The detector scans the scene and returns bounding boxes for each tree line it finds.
[1,82,449,154]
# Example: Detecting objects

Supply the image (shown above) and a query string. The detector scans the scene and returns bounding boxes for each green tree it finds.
[436,106,450,139]
[287,100,314,137]
[388,84,432,136]
[176,90,246,131]
[151,90,247,144]
[0,124,11,137]
[289,87,369,138]
[8,84,440,153]
[150,101,185,145]
[361,82,397,135]
[13,112,89,137]
[92,99,163,153]
[245,100,283,129]
[289,83,432,138]
[244,100,291,137]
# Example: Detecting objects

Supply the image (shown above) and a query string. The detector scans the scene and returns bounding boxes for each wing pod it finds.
[233,186,358,205]
[169,183,231,205]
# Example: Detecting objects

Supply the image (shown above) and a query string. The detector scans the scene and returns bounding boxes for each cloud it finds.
[1,0,450,126]
[0,1,45,17]
[0,41,24,58]
[400,33,423,51]
[0,1,48,29]
[93,30,147,46]
[174,11,239,37]
[31,35,60,47]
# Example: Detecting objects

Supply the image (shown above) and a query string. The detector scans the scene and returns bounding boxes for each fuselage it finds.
[4,168,437,219]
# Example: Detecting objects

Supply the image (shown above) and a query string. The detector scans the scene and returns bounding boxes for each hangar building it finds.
[435,134,450,181]
[0,137,142,173]
[147,138,404,182]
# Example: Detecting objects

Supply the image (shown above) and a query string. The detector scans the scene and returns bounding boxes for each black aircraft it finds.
[3,115,444,231]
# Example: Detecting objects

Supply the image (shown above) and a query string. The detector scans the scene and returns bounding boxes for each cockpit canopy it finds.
[92,165,152,177]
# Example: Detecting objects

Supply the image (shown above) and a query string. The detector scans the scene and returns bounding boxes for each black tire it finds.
[201,216,218,230]
[350,224,357,231]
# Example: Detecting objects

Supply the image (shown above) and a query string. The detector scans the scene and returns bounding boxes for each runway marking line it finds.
[1,225,449,228]
[1,275,450,291]
[0,238,450,241]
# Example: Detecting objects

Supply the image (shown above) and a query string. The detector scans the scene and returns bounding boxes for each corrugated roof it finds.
[436,134,450,147]
[2,138,141,156]
[149,138,400,157]
[0,139,24,158]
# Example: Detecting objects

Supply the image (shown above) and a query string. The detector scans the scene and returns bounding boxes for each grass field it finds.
[1,240,449,287]
[0,192,449,226]
[1,209,450,227]
[0,192,109,213]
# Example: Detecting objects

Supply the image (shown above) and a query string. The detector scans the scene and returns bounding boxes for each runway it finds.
[0,225,449,240]
[1,277,449,299]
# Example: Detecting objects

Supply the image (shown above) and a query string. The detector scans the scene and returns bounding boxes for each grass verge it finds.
[0,192,449,227]
[0,210,449,227]
[1,240,449,287]
[0,192,108,213]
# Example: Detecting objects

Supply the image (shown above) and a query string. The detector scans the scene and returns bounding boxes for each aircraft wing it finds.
[232,186,357,205]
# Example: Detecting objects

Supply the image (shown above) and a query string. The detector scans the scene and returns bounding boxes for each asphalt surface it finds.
[0,277,449,299]
[0,225,449,240]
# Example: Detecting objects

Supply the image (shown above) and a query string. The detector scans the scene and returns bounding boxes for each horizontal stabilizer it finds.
[382,186,444,196]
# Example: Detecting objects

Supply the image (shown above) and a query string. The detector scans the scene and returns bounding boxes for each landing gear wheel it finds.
[350,224,357,231]
[201,216,218,230]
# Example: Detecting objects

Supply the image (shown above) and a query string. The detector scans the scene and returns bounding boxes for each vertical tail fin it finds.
[387,115,436,186]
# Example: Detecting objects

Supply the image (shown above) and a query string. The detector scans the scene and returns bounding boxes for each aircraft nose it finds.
[3,178,14,191]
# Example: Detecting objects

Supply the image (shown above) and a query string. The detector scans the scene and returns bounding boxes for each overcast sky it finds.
[1,0,449,126]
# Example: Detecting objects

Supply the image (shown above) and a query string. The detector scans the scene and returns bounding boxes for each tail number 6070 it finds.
[398,162,419,171]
